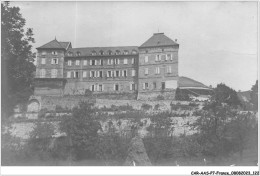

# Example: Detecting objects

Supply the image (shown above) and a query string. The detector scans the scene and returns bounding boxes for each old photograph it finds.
[1,1,258,173]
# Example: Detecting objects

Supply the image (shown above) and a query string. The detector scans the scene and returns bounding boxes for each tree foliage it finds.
[250,80,258,111]
[1,2,36,117]
[175,87,190,101]
[213,83,241,108]
[59,101,101,160]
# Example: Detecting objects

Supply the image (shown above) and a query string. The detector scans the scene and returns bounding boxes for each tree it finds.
[214,83,241,108]
[250,80,258,111]
[1,2,36,118]
[59,101,101,161]
[175,88,190,101]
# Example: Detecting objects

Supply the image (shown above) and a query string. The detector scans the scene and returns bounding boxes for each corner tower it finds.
[137,33,179,100]
[34,38,71,96]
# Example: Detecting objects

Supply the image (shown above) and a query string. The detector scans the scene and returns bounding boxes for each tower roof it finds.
[37,39,70,50]
[139,33,178,48]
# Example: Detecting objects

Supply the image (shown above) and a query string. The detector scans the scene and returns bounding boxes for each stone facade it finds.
[34,33,179,100]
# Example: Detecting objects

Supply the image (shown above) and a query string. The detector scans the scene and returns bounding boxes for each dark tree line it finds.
[1,2,35,118]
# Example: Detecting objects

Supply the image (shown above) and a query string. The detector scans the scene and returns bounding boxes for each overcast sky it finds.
[11,1,258,91]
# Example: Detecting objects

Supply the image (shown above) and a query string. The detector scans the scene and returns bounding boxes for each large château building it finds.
[34,33,180,100]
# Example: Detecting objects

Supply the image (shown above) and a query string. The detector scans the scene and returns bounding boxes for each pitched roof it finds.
[178,76,210,89]
[59,42,71,50]
[66,46,139,56]
[139,33,178,48]
[37,39,70,50]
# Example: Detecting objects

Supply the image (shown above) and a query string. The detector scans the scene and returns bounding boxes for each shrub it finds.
[141,103,152,111]
[154,104,160,110]
[157,95,164,100]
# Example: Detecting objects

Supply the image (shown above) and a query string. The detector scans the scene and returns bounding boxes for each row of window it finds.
[67,58,135,66]
[41,51,59,56]
[39,69,137,78]
[89,83,136,92]
[144,54,173,63]
[144,66,172,75]
[142,82,166,90]
[67,70,136,78]
[67,50,138,57]
[39,66,173,78]
[40,58,136,66]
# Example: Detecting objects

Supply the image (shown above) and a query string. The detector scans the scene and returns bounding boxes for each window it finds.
[92,51,97,56]
[91,60,95,65]
[98,84,103,92]
[95,60,98,65]
[83,71,87,78]
[143,83,149,90]
[108,50,112,55]
[155,67,160,74]
[107,71,112,78]
[167,54,172,61]
[52,51,58,55]
[77,52,81,56]
[76,60,80,65]
[91,85,95,91]
[114,84,119,91]
[162,82,165,90]
[68,60,72,66]
[155,54,161,61]
[123,70,127,77]
[107,59,111,65]
[83,60,87,66]
[67,71,71,78]
[51,58,58,64]
[40,69,46,78]
[115,70,120,77]
[90,71,95,78]
[124,50,129,55]
[99,71,103,78]
[130,83,135,91]
[131,58,135,64]
[68,52,73,56]
[167,66,172,73]
[123,58,128,64]
[51,69,58,78]
[144,56,148,63]
[132,50,137,54]
[144,68,149,75]
[131,70,136,77]
[153,82,157,89]
[99,50,104,55]
[41,58,46,64]
[100,60,103,66]
[115,58,119,65]
[74,71,79,78]
[41,51,47,56]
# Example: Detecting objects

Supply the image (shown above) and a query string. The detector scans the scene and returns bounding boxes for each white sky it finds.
[11,1,258,91]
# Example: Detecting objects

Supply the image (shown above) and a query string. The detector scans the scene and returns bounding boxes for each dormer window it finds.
[99,50,104,55]
[91,51,97,56]
[132,50,137,54]
[107,50,112,55]
[124,50,129,55]
[68,52,73,56]
[76,52,81,56]
[52,51,58,55]
[115,50,120,55]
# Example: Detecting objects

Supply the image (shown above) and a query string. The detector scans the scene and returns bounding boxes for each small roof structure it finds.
[178,76,212,90]
[139,33,178,48]
[36,38,71,50]
[66,46,139,56]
